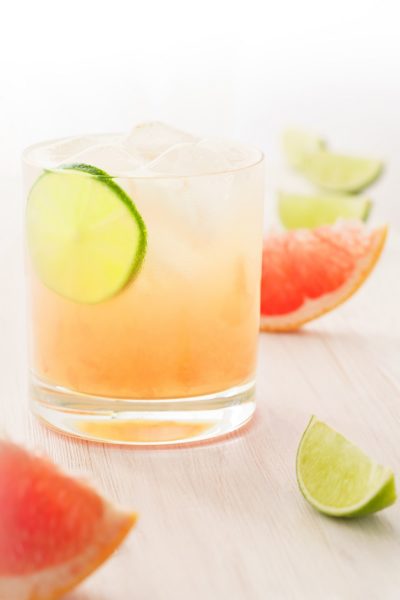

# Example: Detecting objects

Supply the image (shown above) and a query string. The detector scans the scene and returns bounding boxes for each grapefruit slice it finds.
[0,439,137,599]
[260,222,387,332]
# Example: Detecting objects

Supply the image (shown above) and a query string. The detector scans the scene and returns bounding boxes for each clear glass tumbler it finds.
[23,136,264,444]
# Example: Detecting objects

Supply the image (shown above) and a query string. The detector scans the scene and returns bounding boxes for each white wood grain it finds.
[1,178,400,600]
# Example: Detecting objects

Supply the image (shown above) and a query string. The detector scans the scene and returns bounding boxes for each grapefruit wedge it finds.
[0,439,137,600]
[260,222,387,332]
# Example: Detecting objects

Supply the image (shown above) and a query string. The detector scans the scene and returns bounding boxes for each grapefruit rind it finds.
[260,225,387,332]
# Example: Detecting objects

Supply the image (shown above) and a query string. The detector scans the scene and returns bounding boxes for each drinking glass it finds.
[23,135,264,444]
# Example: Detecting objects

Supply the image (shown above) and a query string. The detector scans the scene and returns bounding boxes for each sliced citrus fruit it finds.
[26,163,147,304]
[296,416,397,517]
[278,192,372,229]
[260,222,387,331]
[301,152,383,193]
[0,439,136,599]
[282,129,326,169]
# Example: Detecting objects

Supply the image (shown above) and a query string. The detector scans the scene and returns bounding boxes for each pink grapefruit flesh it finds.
[0,439,137,599]
[260,222,387,331]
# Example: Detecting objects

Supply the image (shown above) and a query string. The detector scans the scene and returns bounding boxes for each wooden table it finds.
[2,178,400,599]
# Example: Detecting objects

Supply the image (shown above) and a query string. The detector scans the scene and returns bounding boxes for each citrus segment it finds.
[0,439,136,599]
[282,129,326,169]
[301,152,383,193]
[26,164,147,304]
[260,222,387,331]
[278,192,371,229]
[296,416,397,517]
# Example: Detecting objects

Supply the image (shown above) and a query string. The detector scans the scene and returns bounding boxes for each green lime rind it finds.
[282,129,327,169]
[296,416,397,518]
[301,152,384,194]
[60,163,110,177]
[27,163,147,304]
[278,192,372,229]
[353,475,397,518]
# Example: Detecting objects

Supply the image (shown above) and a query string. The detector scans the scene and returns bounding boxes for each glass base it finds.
[30,376,256,445]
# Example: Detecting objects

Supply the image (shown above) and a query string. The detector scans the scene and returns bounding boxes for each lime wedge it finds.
[278,192,372,229]
[27,164,147,303]
[301,152,383,193]
[296,416,396,518]
[282,129,326,169]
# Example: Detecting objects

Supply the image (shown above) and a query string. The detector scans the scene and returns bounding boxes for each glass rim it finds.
[22,134,265,180]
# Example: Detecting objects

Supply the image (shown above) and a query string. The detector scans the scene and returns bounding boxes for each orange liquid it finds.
[30,256,260,398]
[28,168,264,399]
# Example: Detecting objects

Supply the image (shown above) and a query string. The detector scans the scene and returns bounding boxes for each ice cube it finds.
[129,141,235,241]
[57,143,142,176]
[121,122,198,162]
[143,142,230,176]
[197,139,262,170]
[33,135,101,168]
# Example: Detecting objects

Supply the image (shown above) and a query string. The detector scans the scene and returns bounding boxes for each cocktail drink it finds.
[23,123,264,444]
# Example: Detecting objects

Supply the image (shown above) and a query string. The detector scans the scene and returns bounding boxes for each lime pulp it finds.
[26,164,147,303]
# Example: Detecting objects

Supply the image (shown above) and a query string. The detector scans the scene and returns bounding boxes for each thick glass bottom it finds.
[30,375,256,445]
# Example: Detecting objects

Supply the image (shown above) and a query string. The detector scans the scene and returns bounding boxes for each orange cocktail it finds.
[24,123,264,444]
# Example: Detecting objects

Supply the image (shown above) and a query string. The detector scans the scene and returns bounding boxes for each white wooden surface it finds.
[2,177,400,599]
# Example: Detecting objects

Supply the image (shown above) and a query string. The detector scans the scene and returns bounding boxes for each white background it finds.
[2,0,400,225]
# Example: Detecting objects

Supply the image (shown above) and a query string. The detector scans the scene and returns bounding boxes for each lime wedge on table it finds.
[278,192,372,229]
[27,164,147,303]
[282,129,326,169]
[296,416,396,518]
[301,152,383,193]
